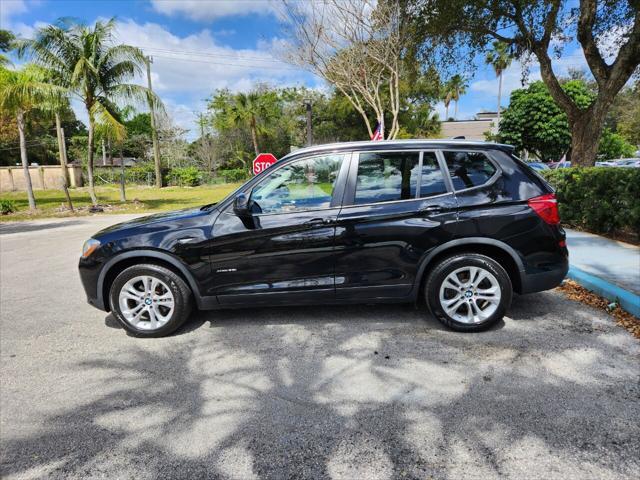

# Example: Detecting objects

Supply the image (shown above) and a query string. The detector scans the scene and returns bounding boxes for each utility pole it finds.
[145,55,162,188]
[303,99,313,146]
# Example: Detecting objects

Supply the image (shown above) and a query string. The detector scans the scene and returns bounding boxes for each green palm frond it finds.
[110,83,166,116]
[92,97,126,142]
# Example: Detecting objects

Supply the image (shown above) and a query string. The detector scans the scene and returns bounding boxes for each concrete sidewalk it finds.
[565,228,640,315]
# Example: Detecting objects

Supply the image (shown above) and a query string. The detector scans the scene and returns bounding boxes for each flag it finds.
[371,123,384,141]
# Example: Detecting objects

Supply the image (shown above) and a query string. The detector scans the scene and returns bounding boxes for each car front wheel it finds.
[425,253,512,332]
[109,264,192,337]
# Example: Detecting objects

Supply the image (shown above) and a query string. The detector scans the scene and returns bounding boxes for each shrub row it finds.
[91,163,250,187]
[541,167,640,237]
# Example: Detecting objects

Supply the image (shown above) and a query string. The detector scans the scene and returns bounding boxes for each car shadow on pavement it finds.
[106,302,506,337]
[4,292,638,479]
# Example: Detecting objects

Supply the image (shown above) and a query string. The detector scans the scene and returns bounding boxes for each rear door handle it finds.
[304,218,333,226]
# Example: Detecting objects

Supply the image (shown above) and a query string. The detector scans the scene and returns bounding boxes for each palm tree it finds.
[442,88,454,121]
[20,18,163,205]
[0,65,64,211]
[95,113,126,198]
[485,41,513,123]
[448,74,468,120]
[225,91,278,157]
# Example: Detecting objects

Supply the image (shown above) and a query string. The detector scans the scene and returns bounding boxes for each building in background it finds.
[440,111,500,140]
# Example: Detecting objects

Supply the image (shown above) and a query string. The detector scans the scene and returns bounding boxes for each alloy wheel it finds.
[438,266,501,324]
[118,275,175,330]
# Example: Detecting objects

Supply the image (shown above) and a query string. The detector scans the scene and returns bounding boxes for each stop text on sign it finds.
[252,153,278,175]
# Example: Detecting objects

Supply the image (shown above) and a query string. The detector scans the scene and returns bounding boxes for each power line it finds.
[147,53,302,71]
[137,46,290,63]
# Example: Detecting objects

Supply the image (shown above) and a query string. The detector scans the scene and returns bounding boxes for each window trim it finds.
[241,151,350,217]
[438,149,502,193]
[343,149,452,207]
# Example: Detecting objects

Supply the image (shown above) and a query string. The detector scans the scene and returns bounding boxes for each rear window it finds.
[443,151,496,190]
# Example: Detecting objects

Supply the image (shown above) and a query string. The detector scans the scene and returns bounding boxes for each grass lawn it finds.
[0,184,242,222]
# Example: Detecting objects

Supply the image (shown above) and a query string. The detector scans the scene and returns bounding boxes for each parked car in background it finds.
[615,158,640,168]
[550,161,572,169]
[526,162,550,171]
[79,140,569,337]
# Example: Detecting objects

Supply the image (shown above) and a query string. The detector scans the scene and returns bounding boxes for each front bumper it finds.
[79,256,108,312]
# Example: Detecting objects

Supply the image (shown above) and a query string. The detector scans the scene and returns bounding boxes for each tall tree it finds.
[20,18,164,205]
[211,91,278,158]
[0,65,64,210]
[447,74,468,120]
[410,0,640,166]
[440,78,455,121]
[281,0,405,139]
[484,41,513,123]
[499,80,596,162]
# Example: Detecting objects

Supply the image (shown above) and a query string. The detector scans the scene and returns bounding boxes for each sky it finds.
[1,0,592,139]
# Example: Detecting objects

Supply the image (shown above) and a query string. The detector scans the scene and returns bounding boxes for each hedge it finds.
[541,167,640,237]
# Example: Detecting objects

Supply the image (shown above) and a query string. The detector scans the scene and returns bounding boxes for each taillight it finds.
[528,193,560,225]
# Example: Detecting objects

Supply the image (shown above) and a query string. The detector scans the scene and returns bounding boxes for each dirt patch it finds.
[557,280,640,339]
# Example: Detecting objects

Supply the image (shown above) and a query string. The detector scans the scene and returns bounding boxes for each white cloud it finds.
[108,18,313,137]
[1,0,36,38]
[150,0,277,21]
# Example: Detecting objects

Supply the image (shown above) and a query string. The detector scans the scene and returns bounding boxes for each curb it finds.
[566,266,640,317]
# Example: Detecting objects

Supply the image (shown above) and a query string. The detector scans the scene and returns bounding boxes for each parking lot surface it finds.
[1,215,639,480]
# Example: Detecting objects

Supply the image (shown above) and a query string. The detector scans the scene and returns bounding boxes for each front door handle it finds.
[420,206,443,214]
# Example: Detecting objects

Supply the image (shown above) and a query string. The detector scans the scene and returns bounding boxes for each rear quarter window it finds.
[443,151,496,190]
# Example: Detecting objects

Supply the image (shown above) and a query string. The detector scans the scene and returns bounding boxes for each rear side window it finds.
[355,152,419,205]
[443,151,496,190]
[420,152,448,198]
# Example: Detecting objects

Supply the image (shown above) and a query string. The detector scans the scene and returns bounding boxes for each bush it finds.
[541,167,640,236]
[91,162,169,185]
[219,168,250,183]
[169,166,202,187]
[0,199,16,215]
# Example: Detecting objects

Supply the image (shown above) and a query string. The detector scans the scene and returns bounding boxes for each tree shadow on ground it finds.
[3,292,639,479]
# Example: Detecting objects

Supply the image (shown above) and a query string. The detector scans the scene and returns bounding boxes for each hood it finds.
[93,206,214,240]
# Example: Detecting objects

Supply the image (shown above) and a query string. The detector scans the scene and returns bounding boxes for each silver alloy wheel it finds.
[438,266,501,324]
[118,275,175,330]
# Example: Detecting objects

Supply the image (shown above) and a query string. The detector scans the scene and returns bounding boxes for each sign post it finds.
[252,153,278,175]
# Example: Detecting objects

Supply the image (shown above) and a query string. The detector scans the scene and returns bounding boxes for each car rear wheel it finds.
[425,253,512,332]
[109,264,192,338]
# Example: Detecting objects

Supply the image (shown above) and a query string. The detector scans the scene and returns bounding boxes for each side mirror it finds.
[233,193,250,216]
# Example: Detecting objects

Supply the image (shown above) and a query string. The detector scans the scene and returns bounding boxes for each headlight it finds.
[82,239,101,258]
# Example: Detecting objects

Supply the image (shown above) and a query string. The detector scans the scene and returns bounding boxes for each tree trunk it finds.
[86,113,98,205]
[55,113,74,211]
[16,110,36,211]
[119,146,126,203]
[497,72,503,124]
[445,104,449,121]
[107,139,113,165]
[454,100,459,120]
[568,114,605,167]
[250,116,260,157]
[101,138,107,166]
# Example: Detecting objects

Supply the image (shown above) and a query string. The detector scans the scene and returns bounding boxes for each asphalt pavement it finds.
[1,214,639,480]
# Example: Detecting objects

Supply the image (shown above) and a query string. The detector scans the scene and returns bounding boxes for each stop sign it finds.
[252,153,278,175]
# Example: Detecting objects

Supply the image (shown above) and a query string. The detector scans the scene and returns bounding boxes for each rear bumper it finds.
[520,257,569,294]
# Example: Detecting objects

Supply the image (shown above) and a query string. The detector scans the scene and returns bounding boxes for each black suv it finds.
[79,140,568,337]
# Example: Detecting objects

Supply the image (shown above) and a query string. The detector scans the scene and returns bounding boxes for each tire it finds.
[425,253,512,332]
[109,263,193,338]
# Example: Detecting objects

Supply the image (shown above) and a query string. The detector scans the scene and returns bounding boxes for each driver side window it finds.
[250,154,344,214]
